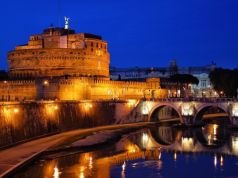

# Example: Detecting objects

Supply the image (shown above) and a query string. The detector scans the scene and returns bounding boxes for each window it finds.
[201,80,207,88]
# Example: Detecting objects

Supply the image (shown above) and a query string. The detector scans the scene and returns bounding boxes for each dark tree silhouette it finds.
[170,74,199,85]
[209,68,238,97]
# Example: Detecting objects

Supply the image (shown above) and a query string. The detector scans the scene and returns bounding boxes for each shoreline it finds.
[0,122,154,178]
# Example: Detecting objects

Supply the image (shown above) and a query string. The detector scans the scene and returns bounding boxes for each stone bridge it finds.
[133,98,238,126]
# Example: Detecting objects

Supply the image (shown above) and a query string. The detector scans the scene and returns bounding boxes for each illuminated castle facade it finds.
[8,27,109,79]
[0,26,167,101]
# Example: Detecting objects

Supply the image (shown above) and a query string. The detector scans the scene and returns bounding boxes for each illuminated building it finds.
[8,27,109,78]
[0,22,167,101]
[110,61,218,98]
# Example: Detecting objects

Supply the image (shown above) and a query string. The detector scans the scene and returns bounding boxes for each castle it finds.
[0,24,167,101]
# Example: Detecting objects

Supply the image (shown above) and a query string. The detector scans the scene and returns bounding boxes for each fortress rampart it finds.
[1,26,167,102]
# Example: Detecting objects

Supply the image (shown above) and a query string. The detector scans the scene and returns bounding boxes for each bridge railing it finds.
[146,97,237,103]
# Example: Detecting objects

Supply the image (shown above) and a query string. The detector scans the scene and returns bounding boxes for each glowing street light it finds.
[181,103,194,116]
[53,105,58,110]
[127,99,137,107]
[13,108,19,113]
[43,80,49,86]
[84,103,93,111]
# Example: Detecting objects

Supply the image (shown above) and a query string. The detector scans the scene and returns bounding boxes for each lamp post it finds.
[42,79,49,100]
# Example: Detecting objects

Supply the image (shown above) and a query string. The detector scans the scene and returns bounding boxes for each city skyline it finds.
[0,1,238,177]
[0,0,238,70]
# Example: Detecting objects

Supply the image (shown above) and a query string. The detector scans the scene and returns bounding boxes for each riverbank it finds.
[0,122,153,178]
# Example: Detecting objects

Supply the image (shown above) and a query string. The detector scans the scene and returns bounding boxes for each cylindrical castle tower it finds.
[8,27,110,79]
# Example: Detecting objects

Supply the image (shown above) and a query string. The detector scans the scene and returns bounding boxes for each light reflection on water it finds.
[12,122,238,178]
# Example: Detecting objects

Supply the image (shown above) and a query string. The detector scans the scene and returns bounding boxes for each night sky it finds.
[0,0,238,70]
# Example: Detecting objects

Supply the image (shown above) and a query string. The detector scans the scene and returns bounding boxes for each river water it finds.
[12,121,238,178]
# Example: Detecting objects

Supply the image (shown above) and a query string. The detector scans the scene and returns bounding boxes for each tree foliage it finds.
[170,74,199,85]
[209,68,238,97]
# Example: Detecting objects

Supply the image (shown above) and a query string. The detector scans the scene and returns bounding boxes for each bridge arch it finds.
[148,103,182,123]
[149,126,177,146]
[194,104,230,123]
[195,124,230,149]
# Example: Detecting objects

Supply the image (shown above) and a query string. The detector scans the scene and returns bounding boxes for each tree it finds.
[209,68,238,97]
[170,74,199,85]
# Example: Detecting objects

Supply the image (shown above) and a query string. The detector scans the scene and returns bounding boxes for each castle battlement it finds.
[1,25,167,102]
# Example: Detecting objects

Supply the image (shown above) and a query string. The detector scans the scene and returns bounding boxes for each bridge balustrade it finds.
[146,97,236,103]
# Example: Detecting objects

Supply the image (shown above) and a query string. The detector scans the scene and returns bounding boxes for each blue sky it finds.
[0,0,238,70]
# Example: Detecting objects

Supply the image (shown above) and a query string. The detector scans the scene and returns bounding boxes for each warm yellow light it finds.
[213,124,218,135]
[174,152,177,161]
[89,156,93,170]
[54,105,58,110]
[232,103,238,117]
[141,101,152,115]
[127,99,137,107]
[84,103,93,111]
[181,137,194,151]
[232,136,238,155]
[142,133,148,143]
[45,104,59,119]
[13,108,19,113]
[43,80,49,86]
[122,162,126,172]
[181,103,194,116]
[79,166,85,178]
[158,152,162,160]
[127,145,137,153]
[220,155,224,166]
[3,107,10,115]
[53,166,60,178]
[141,133,149,147]
[96,49,102,56]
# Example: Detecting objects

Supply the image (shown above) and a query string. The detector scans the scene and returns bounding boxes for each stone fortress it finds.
[0,22,167,101]
[8,28,110,78]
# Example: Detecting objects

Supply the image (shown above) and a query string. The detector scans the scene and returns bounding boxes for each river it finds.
[12,119,238,178]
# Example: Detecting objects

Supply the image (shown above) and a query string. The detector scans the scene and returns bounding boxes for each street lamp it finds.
[220,91,224,98]
[43,80,49,86]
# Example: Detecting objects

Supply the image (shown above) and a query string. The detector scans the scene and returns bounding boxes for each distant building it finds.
[110,61,218,98]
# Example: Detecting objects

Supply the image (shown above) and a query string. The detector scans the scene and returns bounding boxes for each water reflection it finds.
[13,123,238,178]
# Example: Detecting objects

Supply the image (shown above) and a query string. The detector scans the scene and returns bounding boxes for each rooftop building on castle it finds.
[8,26,110,79]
